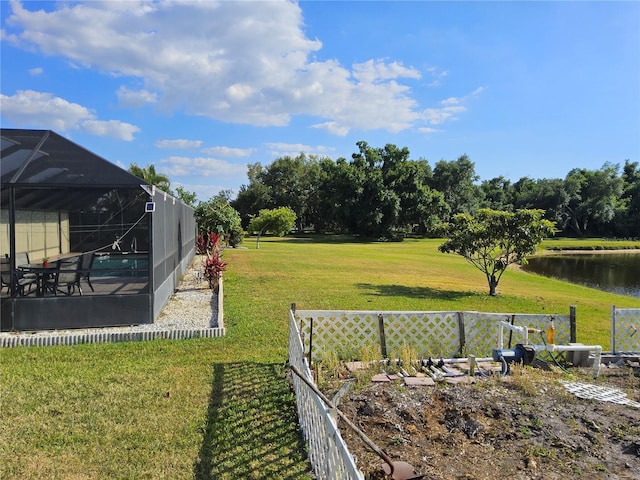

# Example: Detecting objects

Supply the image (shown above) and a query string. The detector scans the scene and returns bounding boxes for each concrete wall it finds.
[1,209,70,260]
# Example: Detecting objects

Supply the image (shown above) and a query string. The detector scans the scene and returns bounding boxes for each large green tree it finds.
[348,141,400,238]
[614,160,640,236]
[232,162,270,228]
[439,209,556,296]
[511,177,569,228]
[232,154,322,231]
[564,164,623,236]
[430,154,482,217]
[480,176,513,211]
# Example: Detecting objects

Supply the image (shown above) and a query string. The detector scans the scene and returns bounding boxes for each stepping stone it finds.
[404,376,435,386]
[445,375,474,384]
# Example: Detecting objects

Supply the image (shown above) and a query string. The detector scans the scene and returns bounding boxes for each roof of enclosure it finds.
[1,129,149,211]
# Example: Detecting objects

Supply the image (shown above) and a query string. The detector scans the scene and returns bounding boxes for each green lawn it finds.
[1,237,639,479]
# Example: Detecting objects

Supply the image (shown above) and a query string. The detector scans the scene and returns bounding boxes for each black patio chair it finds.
[1,257,36,296]
[46,256,83,296]
[80,252,95,292]
[15,252,37,281]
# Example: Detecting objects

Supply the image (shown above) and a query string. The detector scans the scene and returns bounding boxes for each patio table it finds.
[18,263,57,296]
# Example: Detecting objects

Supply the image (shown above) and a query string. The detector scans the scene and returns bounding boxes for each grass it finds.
[2,236,640,478]
[541,237,640,251]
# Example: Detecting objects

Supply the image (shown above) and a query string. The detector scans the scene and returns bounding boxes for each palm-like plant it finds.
[128,163,172,194]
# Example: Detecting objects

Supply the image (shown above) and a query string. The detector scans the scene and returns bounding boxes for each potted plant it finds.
[42,257,49,267]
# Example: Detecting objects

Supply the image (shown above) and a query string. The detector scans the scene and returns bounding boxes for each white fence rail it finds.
[611,306,640,353]
[294,308,574,362]
[288,309,364,480]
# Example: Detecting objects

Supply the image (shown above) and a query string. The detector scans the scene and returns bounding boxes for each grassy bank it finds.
[2,237,639,478]
[541,237,640,251]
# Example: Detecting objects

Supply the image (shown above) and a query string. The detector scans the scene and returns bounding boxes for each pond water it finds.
[522,252,640,299]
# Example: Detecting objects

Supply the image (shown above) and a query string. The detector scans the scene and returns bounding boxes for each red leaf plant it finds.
[201,232,226,290]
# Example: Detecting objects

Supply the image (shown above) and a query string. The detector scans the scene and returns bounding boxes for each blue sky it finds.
[2,1,639,202]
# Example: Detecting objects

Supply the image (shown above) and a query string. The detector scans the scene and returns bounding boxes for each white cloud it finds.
[425,66,448,87]
[421,87,484,126]
[418,127,442,134]
[423,105,466,125]
[0,90,140,140]
[117,86,158,108]
[351,59,421,84]
[156,138,203,149]
[265,142,334,157]
[201,146,255,157]
[3,1,467,134]
[28,67,42,75]
[158,155,247,178]
[0,89,93,130]
[81,119,140,141]
[311,121,351,137]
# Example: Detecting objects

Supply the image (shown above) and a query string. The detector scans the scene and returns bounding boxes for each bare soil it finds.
[322,363,640,480]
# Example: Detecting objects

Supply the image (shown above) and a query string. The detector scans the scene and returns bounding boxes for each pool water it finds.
[91,254,149,277]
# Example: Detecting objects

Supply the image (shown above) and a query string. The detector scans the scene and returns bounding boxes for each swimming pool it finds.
[91,253,149,277]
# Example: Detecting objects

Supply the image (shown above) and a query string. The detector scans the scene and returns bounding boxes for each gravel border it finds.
[0,257,224,348]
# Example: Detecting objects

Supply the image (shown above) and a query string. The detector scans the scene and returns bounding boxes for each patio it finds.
[1,129,195,331]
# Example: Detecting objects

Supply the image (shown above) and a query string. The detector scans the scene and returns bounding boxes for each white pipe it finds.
[546,344,602,378]
[441,357,494,364]
[498,321,542,348]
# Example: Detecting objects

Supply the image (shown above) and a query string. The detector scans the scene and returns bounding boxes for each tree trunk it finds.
[488,274,498,296]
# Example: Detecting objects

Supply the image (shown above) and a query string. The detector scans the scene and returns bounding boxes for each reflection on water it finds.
[522,253,640,298]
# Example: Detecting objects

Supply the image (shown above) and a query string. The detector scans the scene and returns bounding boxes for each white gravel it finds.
[0,257,221,345]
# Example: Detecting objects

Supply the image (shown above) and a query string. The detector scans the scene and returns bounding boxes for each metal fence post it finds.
[570,305,577,343]
[377,314,387,359]
[457,311,466,356]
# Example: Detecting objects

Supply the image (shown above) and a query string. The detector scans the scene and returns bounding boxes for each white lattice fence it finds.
[288,310,364,480]
[296,309,573,362]
[465,312,571,357]
[297,310,462,361]
[611,307,640,353]
[372,311,460,359]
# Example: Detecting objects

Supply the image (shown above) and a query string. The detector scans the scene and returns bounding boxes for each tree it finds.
[195,193,242,245]
[348,141,400,238]
[431,154,482,217]
[247,207,297,248]
[128,163,172,194]
[564,164,623,236]
[511,177,569,228]
[175,186,197,207]
[480,176,513,211]
[439,209,555,296]
[614,160,640,236]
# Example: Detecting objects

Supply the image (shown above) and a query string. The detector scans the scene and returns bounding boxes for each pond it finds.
[522,252,640,299]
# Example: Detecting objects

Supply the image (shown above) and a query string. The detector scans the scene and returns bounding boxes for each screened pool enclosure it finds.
[1,129,195,331]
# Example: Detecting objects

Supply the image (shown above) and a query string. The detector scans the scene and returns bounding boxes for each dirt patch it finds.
[323,364,640,479]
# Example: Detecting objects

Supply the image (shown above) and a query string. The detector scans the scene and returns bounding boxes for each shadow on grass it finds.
[356,283,480,301]
[194,362,312,480]
[270,233,379,244]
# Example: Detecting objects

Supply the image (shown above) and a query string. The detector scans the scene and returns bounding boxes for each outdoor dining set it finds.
[0,252,93,297]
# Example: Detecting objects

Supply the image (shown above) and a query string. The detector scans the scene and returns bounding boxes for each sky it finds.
[1,1,639,202]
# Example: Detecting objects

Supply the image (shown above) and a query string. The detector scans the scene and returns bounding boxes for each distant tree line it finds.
[230,141,640,239]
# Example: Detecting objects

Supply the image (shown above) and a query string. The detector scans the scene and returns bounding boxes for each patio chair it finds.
[15,252,37,281]
[1,257,36,296]
[80,252,95,292]
[46,256,83,296]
